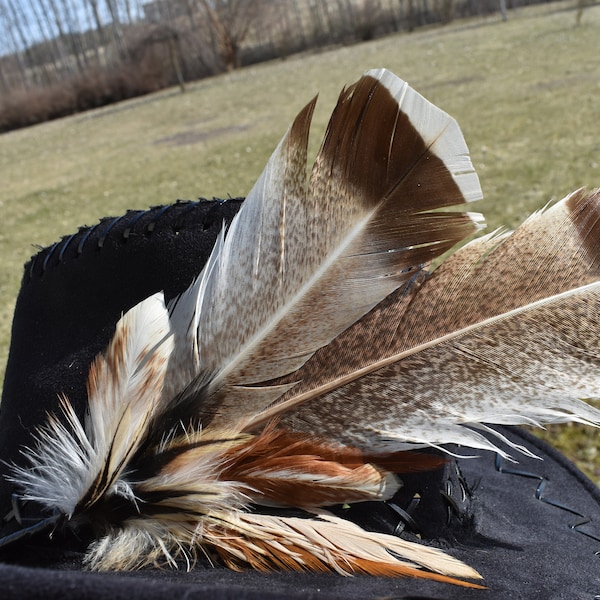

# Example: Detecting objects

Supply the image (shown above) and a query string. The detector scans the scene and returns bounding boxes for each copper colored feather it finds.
[7,69,600,590]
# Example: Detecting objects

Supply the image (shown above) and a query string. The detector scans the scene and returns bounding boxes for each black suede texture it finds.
[1,199,599,599]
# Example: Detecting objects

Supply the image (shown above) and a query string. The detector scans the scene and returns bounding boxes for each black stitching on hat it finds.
[24,199,245,283]
[122,210,147,239]
[97,216,123,248]
[388,497,420,535]
[495,454,600,545]
[57,234,77,264]
[77,224,98,255]
[27,255,38,280]
[146,204,174,233]
[455,462,471,503]
[172,200,202,233]
[440,479,461,526]
[41,242,59,274]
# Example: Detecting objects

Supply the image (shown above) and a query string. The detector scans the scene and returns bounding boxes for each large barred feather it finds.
[267,189,600,454]
[6,70,600,590]
[168,69,483,431]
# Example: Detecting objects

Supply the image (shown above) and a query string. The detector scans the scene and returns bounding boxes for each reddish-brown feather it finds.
[221,425,445,506]
[340,558,486,588]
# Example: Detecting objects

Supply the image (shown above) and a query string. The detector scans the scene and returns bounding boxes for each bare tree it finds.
[105,0,129,58]
[85,0,110,61]
[24,0,63,82]
[4,0,38,87]
[43,0,80,74]
[62,0,91,68]
[289,0,308,50]
[0,1,29,90]
[406,0,417,31]
[198,0,261,72]
[437,0,455,23]
[119,0,134,24]
[174,0,219,75]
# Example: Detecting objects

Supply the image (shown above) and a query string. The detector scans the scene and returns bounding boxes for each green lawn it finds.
[1,1,599,480]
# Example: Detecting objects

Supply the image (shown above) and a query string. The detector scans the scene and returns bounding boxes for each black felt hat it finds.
[1,199,599,599]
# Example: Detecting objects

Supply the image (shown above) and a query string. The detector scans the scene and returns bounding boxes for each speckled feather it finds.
[177,68,483,428]
[273,189,600,453]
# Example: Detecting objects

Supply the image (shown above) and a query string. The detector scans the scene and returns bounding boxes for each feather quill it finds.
[7,70,600,590]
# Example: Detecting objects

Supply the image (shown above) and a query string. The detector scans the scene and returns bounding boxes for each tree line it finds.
[0,0,567,132]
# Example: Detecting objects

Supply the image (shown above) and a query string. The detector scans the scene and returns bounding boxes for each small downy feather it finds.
[6,70,600,590]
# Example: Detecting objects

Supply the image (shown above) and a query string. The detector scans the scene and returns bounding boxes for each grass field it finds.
[1,1,599,481]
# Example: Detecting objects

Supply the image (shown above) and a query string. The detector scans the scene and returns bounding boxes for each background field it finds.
[1,1,599,481]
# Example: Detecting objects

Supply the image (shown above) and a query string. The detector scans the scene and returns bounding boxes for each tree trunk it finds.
[104,0,129,59]
[6,0,36,87]
[575,0,591,26]
[166,34,186,93]
[27,0,61,83]
[499,0,508,21]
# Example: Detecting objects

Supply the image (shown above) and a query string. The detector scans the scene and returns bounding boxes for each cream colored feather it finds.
[11,293,173,515]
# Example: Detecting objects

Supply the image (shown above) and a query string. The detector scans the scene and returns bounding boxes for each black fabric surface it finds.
[1,199,599,599]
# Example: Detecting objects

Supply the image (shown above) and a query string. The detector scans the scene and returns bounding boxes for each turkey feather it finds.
[270,190,600,454]
[176,67,482,427]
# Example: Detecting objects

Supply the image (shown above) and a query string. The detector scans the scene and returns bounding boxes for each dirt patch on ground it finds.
[154,124,252,146]
[532,73,595,92]
[419,74,486,92]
